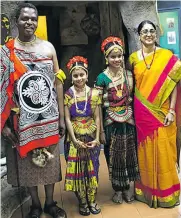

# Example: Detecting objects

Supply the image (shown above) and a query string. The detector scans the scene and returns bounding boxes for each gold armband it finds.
[11,107,20,114]
[55,69,66,84]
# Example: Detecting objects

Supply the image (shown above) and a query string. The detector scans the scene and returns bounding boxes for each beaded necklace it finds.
[141,46,156,70]
[72,85,88,114]
[16,35,37,46]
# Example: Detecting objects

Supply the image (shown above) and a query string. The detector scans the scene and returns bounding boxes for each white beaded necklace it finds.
[72,85,88,114]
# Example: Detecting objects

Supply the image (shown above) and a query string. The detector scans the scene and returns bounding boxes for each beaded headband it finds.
[101,36,123,57]
[67,56,88,74]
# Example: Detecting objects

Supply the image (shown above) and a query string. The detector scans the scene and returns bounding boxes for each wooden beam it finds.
[99,2,111,39]
[109,2,124,40]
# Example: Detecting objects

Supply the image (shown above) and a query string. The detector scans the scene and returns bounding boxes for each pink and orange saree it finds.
[130,48,181,208]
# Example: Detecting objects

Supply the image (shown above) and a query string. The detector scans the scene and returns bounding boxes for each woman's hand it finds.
[86,140,100,149]
[100,131,106,144]
[164,112,174,126]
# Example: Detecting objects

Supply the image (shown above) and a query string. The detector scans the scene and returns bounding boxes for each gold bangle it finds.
[169,109,176,116]
[169,112,175,116]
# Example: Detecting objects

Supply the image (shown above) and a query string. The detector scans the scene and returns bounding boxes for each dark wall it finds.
[36,6,62,67]
[36,3,104,91]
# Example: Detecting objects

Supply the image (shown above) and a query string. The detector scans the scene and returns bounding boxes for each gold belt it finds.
[109,106,126,112]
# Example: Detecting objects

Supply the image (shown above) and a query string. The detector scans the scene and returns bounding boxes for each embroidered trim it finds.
[107,106,132,123]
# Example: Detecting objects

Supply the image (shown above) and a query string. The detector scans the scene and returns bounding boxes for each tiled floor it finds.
[12,151,181,218]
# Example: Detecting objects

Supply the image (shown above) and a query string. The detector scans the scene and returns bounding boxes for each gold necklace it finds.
[108,68,123,79]
[108,68,124,98]
[141,46,156,70]
[16,36,37,45]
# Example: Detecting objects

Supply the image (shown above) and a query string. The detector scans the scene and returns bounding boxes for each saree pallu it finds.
[1,39,60,157]
[129,48,181,208]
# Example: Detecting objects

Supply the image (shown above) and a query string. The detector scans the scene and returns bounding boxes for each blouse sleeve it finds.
[94,73,104,95]
[128,51,138,68]
[129,54,134,66]
[97,95,102,105]
[64,92,70,106]
[91,88,102,109]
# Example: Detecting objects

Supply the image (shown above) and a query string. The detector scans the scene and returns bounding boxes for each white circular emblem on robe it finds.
[17,71,53,113]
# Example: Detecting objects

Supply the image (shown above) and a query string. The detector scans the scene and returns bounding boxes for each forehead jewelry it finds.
[113,47,119,53]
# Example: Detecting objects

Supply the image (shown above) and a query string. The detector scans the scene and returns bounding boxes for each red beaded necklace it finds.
[141,46,156,70]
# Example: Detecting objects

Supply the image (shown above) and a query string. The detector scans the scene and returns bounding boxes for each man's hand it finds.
[2,126,12,137]
[2,126,18,146]
[59,121,65,137]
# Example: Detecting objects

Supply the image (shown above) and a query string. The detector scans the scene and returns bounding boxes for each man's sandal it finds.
[29,205,42,218]
[44,201,67,218]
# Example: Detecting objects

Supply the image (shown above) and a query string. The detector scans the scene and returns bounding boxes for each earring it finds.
[105,58,108,65]
[72,81,74,84]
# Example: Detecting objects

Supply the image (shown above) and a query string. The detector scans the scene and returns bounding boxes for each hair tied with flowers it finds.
[66,56,88,73]
[101,36,123,53]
